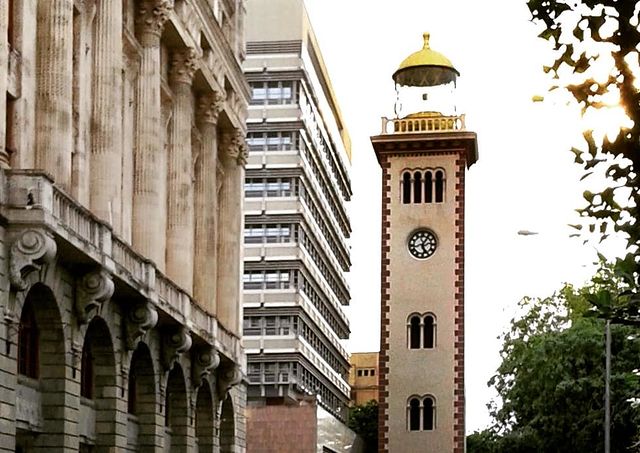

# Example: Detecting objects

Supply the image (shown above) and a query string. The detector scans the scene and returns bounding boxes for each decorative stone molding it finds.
[169,47,200,85]
[221,129,248,166]
[136,0,174,43]
[192,346,220,387]
[125,301,158,349]
[216,362,242,402]
[197,91,225,125]
[9,229,57,291]
[162,326,192,370]
[75,268,115,323]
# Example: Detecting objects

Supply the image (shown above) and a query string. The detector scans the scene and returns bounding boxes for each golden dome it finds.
[392,33,460,87]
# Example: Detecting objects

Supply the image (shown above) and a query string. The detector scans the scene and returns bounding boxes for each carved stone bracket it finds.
[136,0,174,44]
[169,47,200,85]
[9,229,57,291]
[197,91,225,126]
[216,362,242,402]
[162,326,192,370]
[126,300,158,350]
[192,346,220,388]
[75,268,114,324]
[221,129,248,166]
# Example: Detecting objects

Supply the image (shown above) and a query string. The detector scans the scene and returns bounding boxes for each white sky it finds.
[302,0,615,433]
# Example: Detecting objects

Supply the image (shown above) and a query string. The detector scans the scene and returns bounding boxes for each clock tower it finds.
[371,33,478,453]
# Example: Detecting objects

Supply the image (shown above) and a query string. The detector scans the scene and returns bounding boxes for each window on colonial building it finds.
[18,301,39,378]
[407,395,436,431]
[127,371,137,414]
[407,313,436,349]
[400,169,446,204]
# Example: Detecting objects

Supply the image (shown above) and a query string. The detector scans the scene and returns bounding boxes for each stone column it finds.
[132,0,173,266]
[90,0,123,228]
[35,0,74,190]
[166,48,198,292]
[216,129,246,334]
[0,0,8,168]
[194,91,224,312]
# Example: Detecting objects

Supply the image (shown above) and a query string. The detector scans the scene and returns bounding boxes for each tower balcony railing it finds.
[380,113,466,135]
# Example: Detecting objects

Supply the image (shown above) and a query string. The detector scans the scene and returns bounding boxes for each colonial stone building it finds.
[0,0,249,451]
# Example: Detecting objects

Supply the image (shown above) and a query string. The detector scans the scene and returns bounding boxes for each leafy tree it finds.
[347,399,378,453]
[472,271,640,453]
[526,0,640,319]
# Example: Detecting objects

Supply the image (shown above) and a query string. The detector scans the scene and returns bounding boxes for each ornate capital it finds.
[126,301,158,349]
[197,91,225,125]
[162,326,192,370]
[9,229,57,291]
[136,0,174,44]
[192,346,220,388]
[76,269,114,324]
[216,362,242,401]
[169,47,200,85]
[221,129,248,166]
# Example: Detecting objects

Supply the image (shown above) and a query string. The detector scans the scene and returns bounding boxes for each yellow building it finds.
[370,34,478,453]
[348,352,380,406]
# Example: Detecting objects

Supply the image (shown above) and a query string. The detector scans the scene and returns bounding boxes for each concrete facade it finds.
[372,119,477,451]
[241,0,353,450]
[1,0,249,451]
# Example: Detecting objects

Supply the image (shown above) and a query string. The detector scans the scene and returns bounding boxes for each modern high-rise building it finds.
[371,34,478,452]
[242,0,353,450]
[0,1,248,451]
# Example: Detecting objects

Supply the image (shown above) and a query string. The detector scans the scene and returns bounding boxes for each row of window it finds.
[249,81,297,106]
[242,269,347,338]
[244,224,294,244]
[401,170,446,204]
[246,131,299,152]
[407,313,436,349]
[356,368,376,377]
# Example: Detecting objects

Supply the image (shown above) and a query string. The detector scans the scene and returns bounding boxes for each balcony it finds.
[380,113,466,135]
[1,170,241,361]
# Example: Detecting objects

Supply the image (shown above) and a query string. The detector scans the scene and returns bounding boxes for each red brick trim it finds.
[453,155,466,453]
[378,156,391,453]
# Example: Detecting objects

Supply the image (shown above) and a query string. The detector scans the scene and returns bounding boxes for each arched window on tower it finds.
[425,171,433,203]
[423,314,436,349]
[408,397,421,431]
[413,171,423,203]
[408,315,421,349]
[423,396,436,430]
[18,301,39,379]
[435,170,445,203]
[402,171,411,204]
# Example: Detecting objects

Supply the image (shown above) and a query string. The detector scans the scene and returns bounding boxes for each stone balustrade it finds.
[1,170,241,361]
[381,113,466,135]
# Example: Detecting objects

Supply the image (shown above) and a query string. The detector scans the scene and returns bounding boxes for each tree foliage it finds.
[467,272,640,453]
[347,399,378,453]
[526,0,640,319]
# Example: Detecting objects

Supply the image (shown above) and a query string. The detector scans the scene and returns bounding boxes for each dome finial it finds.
[423,32,431,49]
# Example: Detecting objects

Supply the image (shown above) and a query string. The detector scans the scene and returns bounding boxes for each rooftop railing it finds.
[381,113,466,135]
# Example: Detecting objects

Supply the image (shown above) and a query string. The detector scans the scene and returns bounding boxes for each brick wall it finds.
[245,403,317,453]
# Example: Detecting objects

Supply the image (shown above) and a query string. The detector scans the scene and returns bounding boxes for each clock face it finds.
[408,230,437,259]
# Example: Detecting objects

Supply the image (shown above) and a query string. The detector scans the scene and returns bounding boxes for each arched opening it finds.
[80,317,118,449]
[423,396,435,430]
[220,396,235,453]
[423,315,436,349]
[425,171,433,203]
[402,172,411,204]
[196,384,215,452]
[408,315,421,349]
[127,343,157,452]
[165,365,189,453]
[435,170,445,203]
[413,171,422,203]
[408,397,420,431]
[16,284,67,450]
